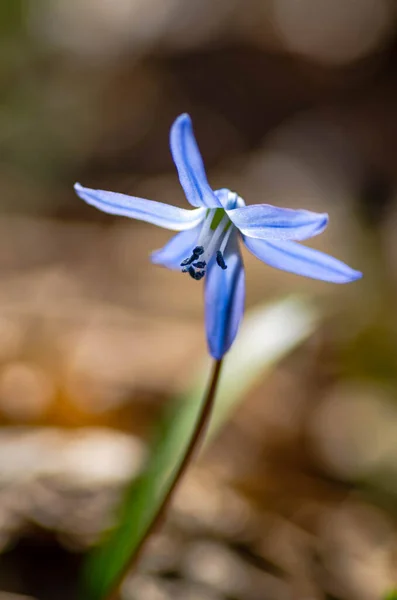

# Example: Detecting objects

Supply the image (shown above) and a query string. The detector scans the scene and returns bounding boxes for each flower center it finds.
[181,208,233,280]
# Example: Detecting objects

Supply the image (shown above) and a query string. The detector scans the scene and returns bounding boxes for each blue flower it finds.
[75,114,362,359]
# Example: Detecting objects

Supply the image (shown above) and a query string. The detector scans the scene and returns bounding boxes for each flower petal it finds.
[151,226,200,270]
[227,204,328,241]
[243,236,362,283]
[214,188,243,210]
[205,236,245,359]
[74,183,206,231]
[170,114,221,208]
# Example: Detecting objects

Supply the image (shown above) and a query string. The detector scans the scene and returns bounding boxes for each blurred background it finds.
[1,0,397,598]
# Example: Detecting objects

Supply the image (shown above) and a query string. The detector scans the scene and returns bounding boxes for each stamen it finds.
[183,266,205,280]
[216,251,227,270]
[180,210,235,281]
[199,214,229,265]
[181,256,195,267]
[187,266,196,279]
[180,245,205,267]
[219,222,233,255]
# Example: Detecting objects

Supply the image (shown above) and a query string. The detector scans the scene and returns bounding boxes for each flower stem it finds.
[105,358,223,600]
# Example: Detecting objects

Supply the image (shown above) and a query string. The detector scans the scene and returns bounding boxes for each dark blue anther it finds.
[181,255,195,267]
[182,264,205,280]
[181,246,205,268]
[192,261,206,269]
[216,251,227,270]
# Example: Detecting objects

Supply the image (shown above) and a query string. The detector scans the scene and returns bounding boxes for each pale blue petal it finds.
[243,237,362,283]
[205,236,245,359]
[74,183,206,231]
[151,226,200,270]
[170,114,221,208]
[214,188,242,210]
[227,204,328,241]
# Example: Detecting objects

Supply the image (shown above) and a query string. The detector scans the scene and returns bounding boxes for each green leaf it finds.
[81,296,318,600]
[383,591,397,600]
